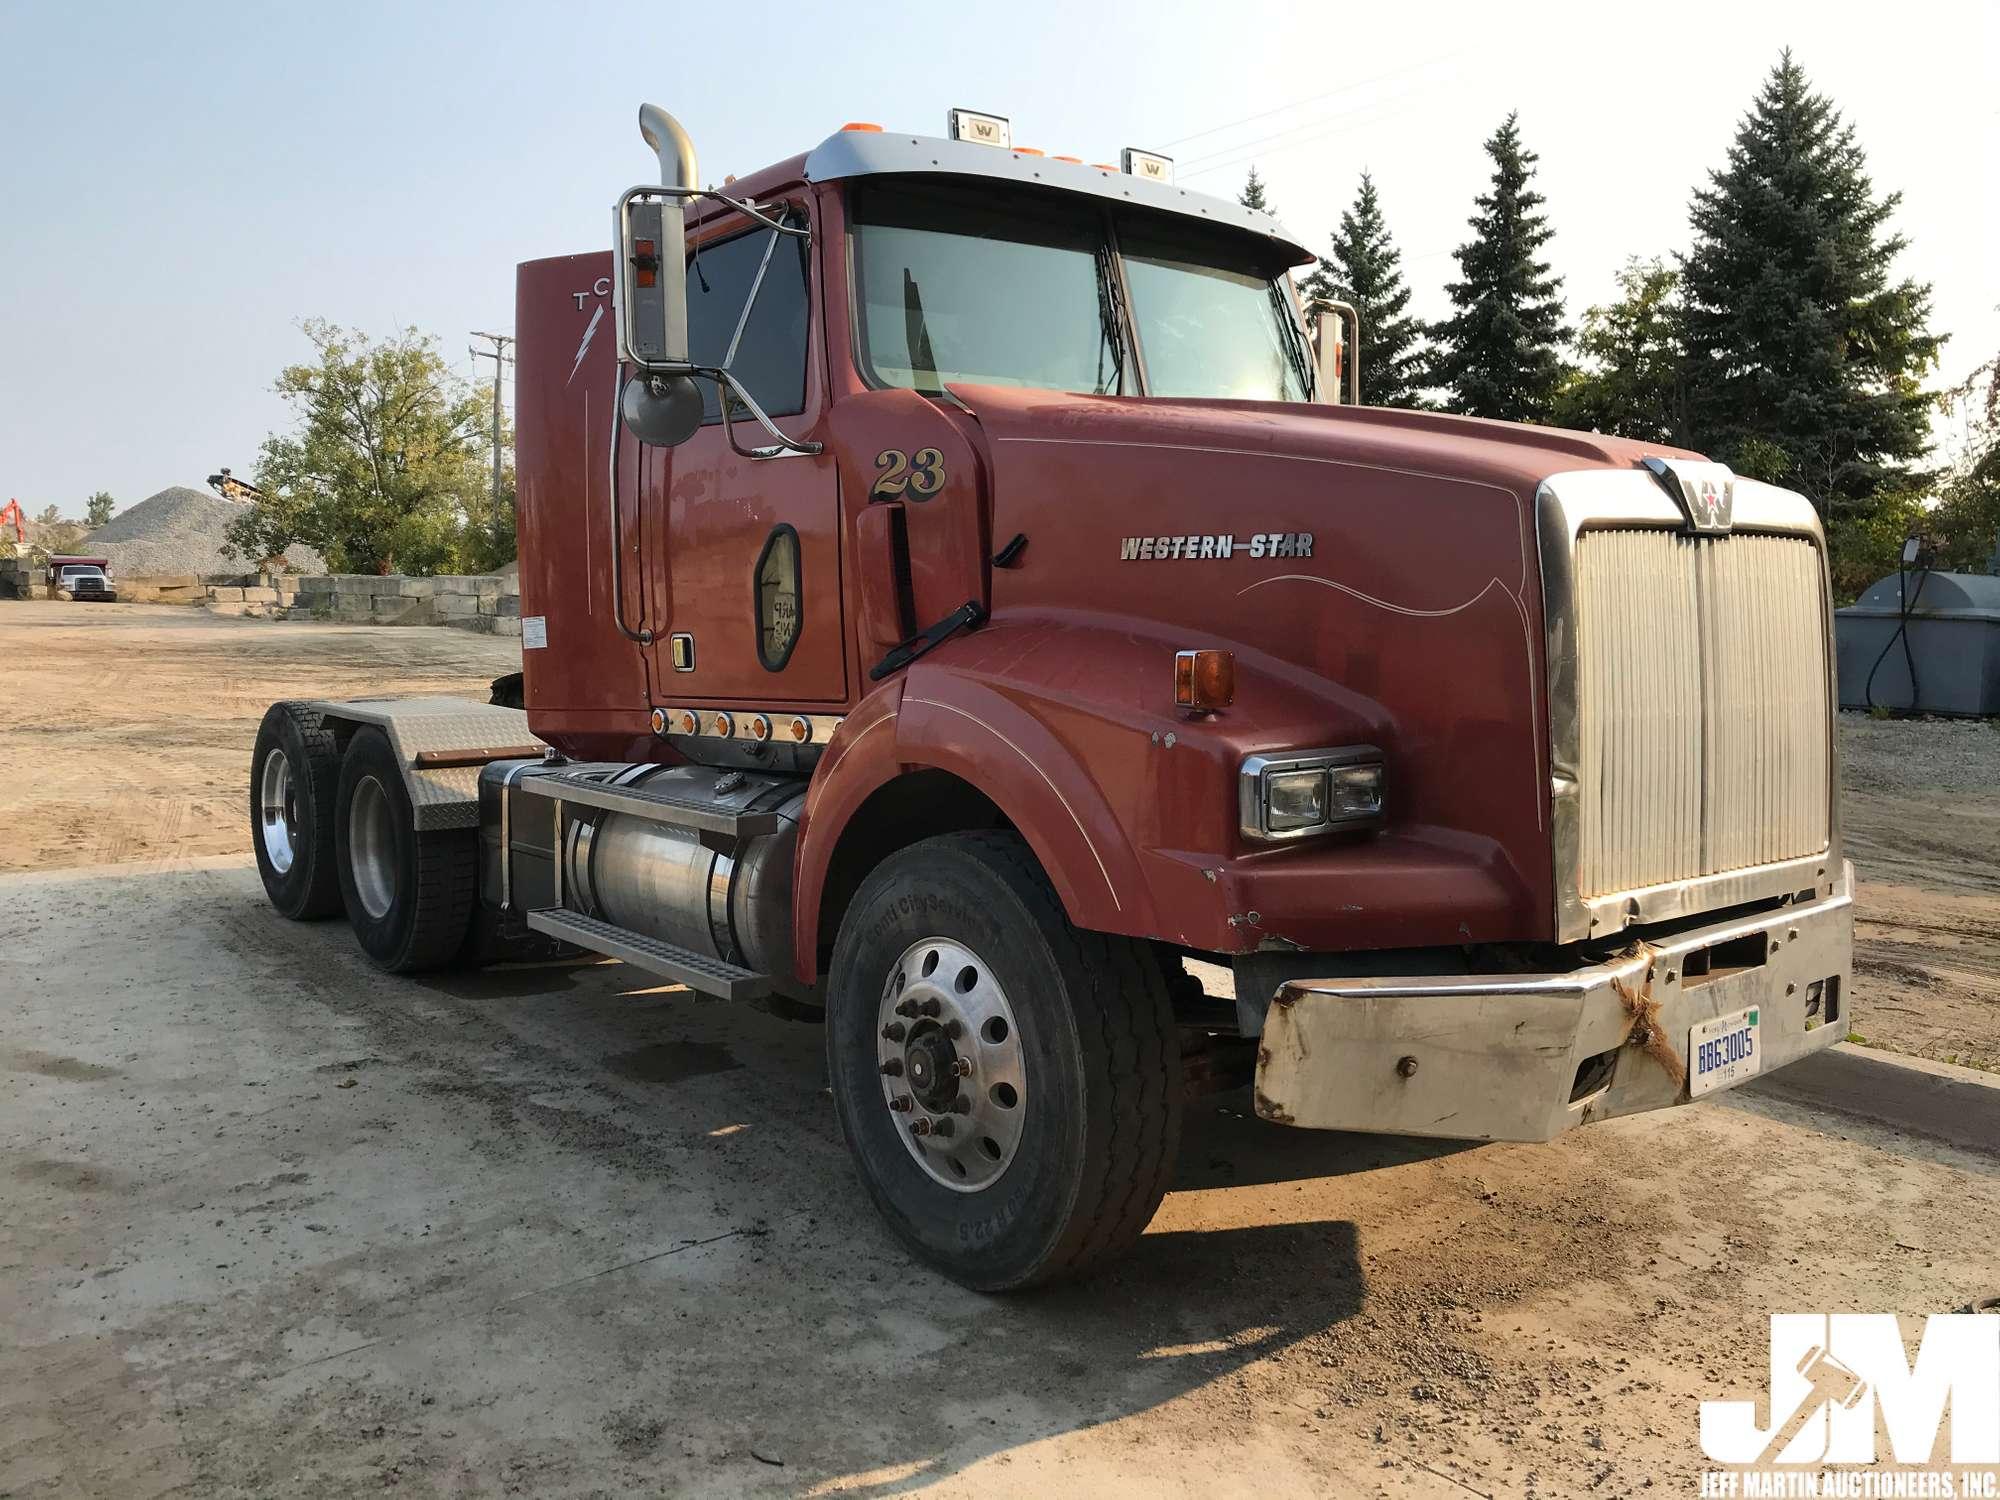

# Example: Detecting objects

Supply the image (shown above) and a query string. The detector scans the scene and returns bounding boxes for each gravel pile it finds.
[84,485,323,577]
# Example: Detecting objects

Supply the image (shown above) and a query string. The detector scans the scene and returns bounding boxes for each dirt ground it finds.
[1840,716,2000,1073]
[0,602,522,873]
[3,602,1998,1499]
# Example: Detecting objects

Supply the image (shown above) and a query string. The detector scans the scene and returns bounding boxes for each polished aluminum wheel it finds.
[877,936,1026,1192]
[347,774,399,921]
[257,749,298,875]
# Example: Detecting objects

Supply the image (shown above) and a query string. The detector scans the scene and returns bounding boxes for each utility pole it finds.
[469,332,515,543]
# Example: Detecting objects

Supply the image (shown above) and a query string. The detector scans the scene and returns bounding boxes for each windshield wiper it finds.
[1270,283,1315,399]
[1093,243,1127,395]
[903,269,944,396]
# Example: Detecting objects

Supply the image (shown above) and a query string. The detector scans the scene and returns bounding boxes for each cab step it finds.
[524,909,772,1001]
[516,770,781,838]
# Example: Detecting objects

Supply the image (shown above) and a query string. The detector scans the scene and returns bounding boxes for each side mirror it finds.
[614,104,702,446]
[1312,300,1362,406]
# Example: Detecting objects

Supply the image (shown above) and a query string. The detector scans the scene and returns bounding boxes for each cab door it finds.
[639,203,846,706]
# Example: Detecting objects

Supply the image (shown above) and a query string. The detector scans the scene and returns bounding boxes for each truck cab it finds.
[54,561,116,601]
[251,106,1852,1291]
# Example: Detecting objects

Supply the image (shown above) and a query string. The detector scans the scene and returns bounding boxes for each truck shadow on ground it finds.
[110,893,1444,1493]
[394,954,1418,1491]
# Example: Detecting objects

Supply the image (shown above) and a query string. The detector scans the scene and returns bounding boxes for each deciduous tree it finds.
[1554,259,1684,442]
[84,491,115,529]
[226,320,500,575]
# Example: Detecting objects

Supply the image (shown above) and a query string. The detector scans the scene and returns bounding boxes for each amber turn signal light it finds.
[1174,649,1234,711]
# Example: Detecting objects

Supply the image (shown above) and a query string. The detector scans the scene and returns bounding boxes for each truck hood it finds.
[952,386,1702,943]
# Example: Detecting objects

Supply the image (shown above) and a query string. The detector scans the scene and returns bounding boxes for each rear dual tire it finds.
[333,727,477,974]
[251,702,343,920]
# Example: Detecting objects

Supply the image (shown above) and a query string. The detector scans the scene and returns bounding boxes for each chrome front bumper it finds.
[1253,862,1854,1142]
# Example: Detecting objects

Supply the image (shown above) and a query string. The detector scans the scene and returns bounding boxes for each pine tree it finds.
[1238,166,1270,212]
[1300,173,1428,409]
[1430,113,1567,422]
[1680,51,1939,536]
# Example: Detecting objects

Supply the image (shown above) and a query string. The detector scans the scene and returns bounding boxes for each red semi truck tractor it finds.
[249,105,1852,1290]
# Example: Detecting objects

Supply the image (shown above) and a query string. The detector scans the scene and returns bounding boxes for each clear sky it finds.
[2,0,1993,515]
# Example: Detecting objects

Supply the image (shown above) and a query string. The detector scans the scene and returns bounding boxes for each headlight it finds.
[1239,747,1384,841]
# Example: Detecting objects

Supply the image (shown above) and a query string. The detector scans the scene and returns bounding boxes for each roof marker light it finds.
[1052,155,1083,164]
[841,121,884,133]
[1121,147,1174,184]
[947,108,1011,149]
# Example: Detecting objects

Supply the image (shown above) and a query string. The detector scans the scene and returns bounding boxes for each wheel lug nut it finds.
[895,1000,919,1018]
[944,1020,963,1040]
[918,998,941,1017]
[909,1118,931,1137]
[881,1022,905,1042]
[931,1118,954,1139]
[888,1094,912,1112]
[951,1058,972,1078]
[880,1059,903,1077]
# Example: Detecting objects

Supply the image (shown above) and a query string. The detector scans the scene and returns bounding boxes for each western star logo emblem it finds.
[1119,532,1314,561]
[1642,456,1735,534]
[1696,478,1723,524]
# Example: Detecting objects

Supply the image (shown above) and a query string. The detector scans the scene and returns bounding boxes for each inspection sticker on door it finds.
[1689,1005,1760,1097]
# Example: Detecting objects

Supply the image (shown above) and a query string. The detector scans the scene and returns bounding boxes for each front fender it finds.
[788,659,1157,984]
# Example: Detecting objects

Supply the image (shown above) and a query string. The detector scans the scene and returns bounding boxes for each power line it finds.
[1157,52,1460,151]
[469,331,514,519]
[1180,83,1449,175]
[1179,90,1453,183]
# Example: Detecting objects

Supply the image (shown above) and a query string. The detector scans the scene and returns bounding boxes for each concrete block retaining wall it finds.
[205,572,520,631]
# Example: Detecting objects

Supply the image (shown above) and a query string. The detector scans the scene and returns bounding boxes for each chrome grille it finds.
[1573,529,1830,898]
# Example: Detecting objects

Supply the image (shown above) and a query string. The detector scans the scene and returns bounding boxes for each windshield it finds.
[849,181,1309,402]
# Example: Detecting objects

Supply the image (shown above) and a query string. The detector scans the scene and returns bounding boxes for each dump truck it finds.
[249,104,1853,1290]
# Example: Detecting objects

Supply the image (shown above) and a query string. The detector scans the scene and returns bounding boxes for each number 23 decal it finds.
[871,447,946,501]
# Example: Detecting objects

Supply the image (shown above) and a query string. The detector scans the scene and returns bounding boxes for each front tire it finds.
[250,702,343,919]
[334,727,476,972]
[826,831,1182,1291]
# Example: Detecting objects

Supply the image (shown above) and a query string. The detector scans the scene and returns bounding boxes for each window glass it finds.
[850,181,1125,395]
[1116,217,1311,402]
[685,221,810,423]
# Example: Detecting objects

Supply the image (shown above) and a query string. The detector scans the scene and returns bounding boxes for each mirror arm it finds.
[1306,297,1362,407]
[636,183,810,240]
[711,369,822,460]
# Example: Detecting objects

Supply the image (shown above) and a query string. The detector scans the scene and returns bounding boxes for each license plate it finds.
[1690,1005,1761,1097]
